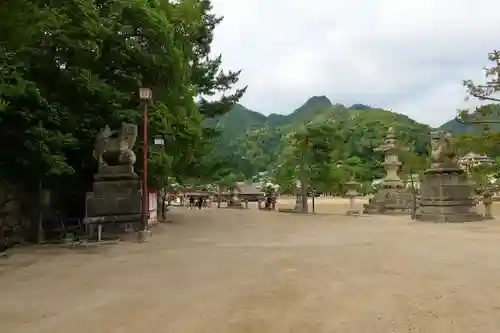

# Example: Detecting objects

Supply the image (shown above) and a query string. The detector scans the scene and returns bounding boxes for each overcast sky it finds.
[210,0,499,127]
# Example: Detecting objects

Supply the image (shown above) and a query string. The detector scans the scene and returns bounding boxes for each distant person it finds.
[196,197,203,210]
[188,196,195,209]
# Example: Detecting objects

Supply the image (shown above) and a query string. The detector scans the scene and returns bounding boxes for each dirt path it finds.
[2,206,500,332]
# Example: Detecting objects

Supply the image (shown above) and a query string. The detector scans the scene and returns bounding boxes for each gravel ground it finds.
[1,200,500,333]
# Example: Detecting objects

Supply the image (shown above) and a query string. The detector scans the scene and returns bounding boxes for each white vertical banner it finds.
[148,190,158,223]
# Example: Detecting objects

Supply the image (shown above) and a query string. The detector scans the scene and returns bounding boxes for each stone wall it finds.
[0,183,32,243]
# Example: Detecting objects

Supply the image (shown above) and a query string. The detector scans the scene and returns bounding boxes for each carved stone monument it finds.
[363,127,413,214]
[85,123,142,225]
[416,131,482,222]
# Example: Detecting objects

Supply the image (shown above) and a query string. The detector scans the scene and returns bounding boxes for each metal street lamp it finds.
[153,135,165,146]
[139,87,152,100]
[139,87,152,241]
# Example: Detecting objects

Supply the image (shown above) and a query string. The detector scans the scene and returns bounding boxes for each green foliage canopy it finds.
[0,0,244,209]
[203,98,433,193]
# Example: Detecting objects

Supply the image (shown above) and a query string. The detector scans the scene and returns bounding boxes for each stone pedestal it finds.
[85,170,142,225]
[416,168,482,222]
[484,202,493,220]
[364,188,414,214]
[346,200,359,215]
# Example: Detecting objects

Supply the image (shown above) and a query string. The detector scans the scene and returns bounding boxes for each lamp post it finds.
[153,136,165,146]
[139,87,152,241]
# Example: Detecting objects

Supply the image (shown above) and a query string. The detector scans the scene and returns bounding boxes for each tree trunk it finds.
[157,189,164,221]
[299,150,308,213]
[37,179,45,244]
[217,186,222,208]
[162,188,167,221]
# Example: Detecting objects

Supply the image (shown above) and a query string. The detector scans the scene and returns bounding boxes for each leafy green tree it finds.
[216,100,432,188]
[400,150,428,178]
[282,120,347,193]
[189,0,246,119]
[463,50,500,104]
[0,0,245,232]
[470,165,492,189]
[456,50,500,157]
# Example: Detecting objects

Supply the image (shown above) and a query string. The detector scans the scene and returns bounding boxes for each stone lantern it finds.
[228,184,243,208]
[482,189,493,220]
[345,179,361,215]
[293,179,303,211]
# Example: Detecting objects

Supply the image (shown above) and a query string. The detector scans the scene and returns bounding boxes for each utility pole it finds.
[138,87,152,242]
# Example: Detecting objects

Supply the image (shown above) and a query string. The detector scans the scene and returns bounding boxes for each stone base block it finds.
[346,209,361,216]
[419,203,476,215]
[93,179,141,197]
[225,205,245,209]
[363,204,383,214]
[278,208,310,214]
[363,204,410,215]
[363,188,413,215]
[84,214,142,224]
[416,212,483,222]
[417,169,481,223]
[227,200,244,208]
[87,195,141,217]
[137,229,152,243]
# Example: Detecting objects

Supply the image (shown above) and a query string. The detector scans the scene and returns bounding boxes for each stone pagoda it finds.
[363,127,413,214]
[416,131,482,222]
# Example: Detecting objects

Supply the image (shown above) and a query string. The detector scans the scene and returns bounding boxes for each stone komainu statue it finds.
[430,131,457,168]
[93,123,137,167]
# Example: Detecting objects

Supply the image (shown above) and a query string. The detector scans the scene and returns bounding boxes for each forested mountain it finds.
[204,96,435,184]
[436,104,500,159]
[439,104,500,134]
[202,95,334,133]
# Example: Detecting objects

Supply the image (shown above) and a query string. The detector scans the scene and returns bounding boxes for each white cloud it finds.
[210,0,500,126]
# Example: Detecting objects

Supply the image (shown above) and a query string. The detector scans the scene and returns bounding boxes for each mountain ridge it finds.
[216,96,455,130]
[205,96,439,177]
[204,95,500,182]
